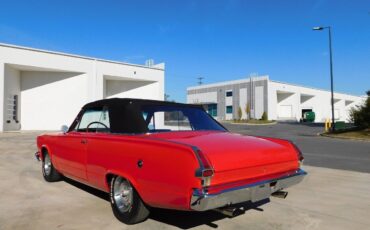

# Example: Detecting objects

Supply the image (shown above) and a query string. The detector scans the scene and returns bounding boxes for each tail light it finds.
[194,148,214,187]
[290,142,304,166]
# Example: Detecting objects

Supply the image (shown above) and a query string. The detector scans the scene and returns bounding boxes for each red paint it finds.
[37,130,301,210]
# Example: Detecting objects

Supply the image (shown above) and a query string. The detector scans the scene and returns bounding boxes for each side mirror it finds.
[61,125,69,134]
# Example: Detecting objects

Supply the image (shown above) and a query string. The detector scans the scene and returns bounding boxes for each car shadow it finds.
[149,199,270,229]
[62,177,270,229]
[63,177,110,201]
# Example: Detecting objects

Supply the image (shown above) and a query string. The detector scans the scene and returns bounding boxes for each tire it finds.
[110,176,150,224]
[42,150,62,182]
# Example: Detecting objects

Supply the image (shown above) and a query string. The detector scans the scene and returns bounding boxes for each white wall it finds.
[3,65,21,131]
[255,86,264,119]
[20,71,88,130]
[187,91,217,104]
[224,91,233,120]
[225,91,233,106]
[269,81,364,122]
[276,92,298,119]
[105,80,161,100]
[0,62,3,131]
[0,44,165,131]
[187,77,364,123]
[96,61,164,101]
[239,88,247,119]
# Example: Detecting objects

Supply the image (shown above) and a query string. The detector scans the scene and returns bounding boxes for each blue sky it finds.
[0,0,369,102]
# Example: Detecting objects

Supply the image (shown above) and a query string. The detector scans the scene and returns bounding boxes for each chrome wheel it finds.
[44,154,52,176]
[113,177,133,213]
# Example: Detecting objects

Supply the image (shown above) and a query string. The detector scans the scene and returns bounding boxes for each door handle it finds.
[81,139,88,144]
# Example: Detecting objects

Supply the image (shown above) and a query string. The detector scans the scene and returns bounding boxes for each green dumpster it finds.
[335,121,346,130]
[303,111,315,122]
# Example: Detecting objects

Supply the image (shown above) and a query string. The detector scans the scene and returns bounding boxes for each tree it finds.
[237,106,243,120]
[261,111,268,121]
[349,90,370,129]
[245,103,251,120]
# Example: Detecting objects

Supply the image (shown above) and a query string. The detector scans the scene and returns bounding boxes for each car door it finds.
[83,106,111,188]
[54,107,108,181]
[53,130,88,181]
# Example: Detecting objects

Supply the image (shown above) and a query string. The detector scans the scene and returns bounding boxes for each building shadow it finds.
[62,177,270,229]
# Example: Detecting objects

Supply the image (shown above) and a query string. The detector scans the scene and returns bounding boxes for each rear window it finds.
[141,105,225,133]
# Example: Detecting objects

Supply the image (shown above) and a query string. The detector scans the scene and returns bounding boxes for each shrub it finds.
[261,111,268,121]
[237,107,242,120]
[245,103,251,119]
[349,90,370,129]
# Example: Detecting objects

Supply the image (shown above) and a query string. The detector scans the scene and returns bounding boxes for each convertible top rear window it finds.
[141,105,226,133]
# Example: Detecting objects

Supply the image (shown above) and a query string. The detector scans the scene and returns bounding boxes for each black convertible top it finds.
[71,98,216,134]
[83,98,203,109]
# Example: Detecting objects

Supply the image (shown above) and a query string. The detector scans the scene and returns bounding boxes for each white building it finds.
[187,75,364,122]
[0,43,165,131]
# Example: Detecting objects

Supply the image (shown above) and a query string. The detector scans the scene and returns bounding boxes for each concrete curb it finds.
[230,121,277,126]
[320,133,370,142]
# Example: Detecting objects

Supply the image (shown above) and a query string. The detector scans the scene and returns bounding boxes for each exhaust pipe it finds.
[35,151,41,162]
[271,190,288,199]
[214,206,244,217]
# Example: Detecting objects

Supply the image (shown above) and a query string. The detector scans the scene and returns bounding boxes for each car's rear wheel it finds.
[110,176,150,224]
[42,150,62,182]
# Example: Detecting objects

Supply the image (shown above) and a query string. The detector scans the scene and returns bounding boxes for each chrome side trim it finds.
[190,169,307,211]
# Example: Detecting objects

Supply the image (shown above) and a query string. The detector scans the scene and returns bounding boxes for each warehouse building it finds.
[187,75,364,122]
[0,43,165,131]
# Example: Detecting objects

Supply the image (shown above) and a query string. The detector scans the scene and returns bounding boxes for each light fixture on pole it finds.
[313,26,335,131]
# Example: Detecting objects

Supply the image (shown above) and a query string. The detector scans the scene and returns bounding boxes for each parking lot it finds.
[223,122,370,173]
[0,123,369,230]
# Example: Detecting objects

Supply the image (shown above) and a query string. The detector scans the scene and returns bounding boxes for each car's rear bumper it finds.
[190,168,306,211]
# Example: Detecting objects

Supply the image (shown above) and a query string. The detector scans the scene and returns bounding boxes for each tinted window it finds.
[226,91,233,97]
[226,106,233,114]
[207,104,217,117]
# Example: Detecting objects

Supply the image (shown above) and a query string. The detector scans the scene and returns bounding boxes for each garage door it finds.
[278,105,293,118]
[334,109,340,120]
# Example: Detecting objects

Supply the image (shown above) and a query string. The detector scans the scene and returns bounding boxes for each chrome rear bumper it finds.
[190,168,307,211]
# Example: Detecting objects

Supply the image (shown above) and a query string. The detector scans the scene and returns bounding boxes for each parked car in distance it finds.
[36,98,306,224]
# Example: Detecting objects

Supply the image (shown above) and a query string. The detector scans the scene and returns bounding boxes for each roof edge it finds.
[187,75,269,90]
[270,80,363,98]
[0,42,164,71]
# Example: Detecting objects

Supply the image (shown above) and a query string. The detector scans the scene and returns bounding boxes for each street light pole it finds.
[313,26,335,131]
[328,27,335,131]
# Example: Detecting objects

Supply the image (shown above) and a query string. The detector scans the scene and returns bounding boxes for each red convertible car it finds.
[36,98,306,224]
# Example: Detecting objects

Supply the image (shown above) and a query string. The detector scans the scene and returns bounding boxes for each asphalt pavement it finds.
[223,122,370,173]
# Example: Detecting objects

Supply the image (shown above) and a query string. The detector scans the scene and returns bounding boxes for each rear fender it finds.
[104,170,141,195]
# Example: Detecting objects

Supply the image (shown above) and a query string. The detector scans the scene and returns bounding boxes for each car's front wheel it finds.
[42,151,62,182]
[110,176,150,224]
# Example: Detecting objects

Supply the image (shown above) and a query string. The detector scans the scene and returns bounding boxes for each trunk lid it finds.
[146,131,299,185]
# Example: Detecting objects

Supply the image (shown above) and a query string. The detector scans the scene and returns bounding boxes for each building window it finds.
[226,91,233,97]
[207,104,217,117]
[226,106,233,114]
